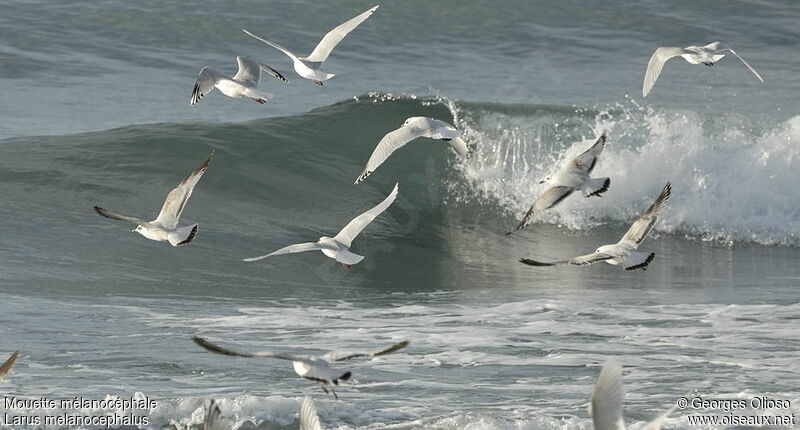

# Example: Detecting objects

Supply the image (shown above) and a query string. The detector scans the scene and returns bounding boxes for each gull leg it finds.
[313,80,324,86]
[342,264,351,270]
[249,97,267,104]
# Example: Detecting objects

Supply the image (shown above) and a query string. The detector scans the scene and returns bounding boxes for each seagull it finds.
[192,336,409,399]
[520,182,671,271]
[642,41,764,97]
[355,117,469,184]
[0,351,20,381]
[190,56,287,106]
[508,134,609,234]
[300,397,323,430]
[94,151,213,247]
[590,359,676,430]
[203,399,222,430]
[242,5,379,85]
[244,183,398,267]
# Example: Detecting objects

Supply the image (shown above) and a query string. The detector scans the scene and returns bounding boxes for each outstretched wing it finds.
[242,242,327,262]
[302,5,380,63]
[508,186,574,234]
[334,183,398,247]
[0,351,20,381]
[709,41,764,82]
[232,56,261,87]
[94,206,148,226]
[203,399,222,430]
[619,182,671,246]
[192,337,301,362]
[355,124,426,183]
[259,63,288,83]
[191,67,227,106]
[590,359,625,430]
[154,151,213,229]
[299,397,323,430]
[242,29,302,62]
[643,47,685,97]
[572,134,607,173]
[325,340,409,362]
[519,252,614,267]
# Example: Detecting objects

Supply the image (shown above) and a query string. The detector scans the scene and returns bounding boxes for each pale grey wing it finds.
[642,405,678,430]
[233,56,261,87]
[203,399,222,430]
[243,242,326,262]
[425,119,460,140]
[333,183,398,247]
[0,351,20,380]
[191,67,227,106]
[355,125,423,183]
[643,47,685,97]
[302,5,380,63]
[260,63,288,83]
[713,43,764,82]
[154,151,213,229]
[325,340,409,362]
[242,29,302,62]
[192,337,303,362]
[93,206,148,226]
[619,181,671,246]
[299,398,323,430]
[519,252,614,267]
[591,359,625,430]
[572,133,607,173]
[508,186,574,233]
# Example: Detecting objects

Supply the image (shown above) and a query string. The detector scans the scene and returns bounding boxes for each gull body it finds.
[520,182,671,270]
[192,336,409,399]
[355,117,468,184]
[93,151,213,247]
[509,134,609,234]
[643,41,764,97]
[242,5,379,85]
[244,183,398,266]
[190,56,286,106]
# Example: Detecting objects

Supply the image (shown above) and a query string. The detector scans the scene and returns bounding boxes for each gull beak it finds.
[131,228,137,233]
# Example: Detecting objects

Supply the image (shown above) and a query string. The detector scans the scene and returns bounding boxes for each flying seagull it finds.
[508,134,609,234]
[192,336,409,399]
[244,183,398,267]
[190,56,286,106]
[94,151,213,247]
[643,41,764,97]
[0,351,20,381]
[520,182,671,270]
[355,117,469,184]
[590,359,676,430]
[242,5,379,85]
[203,399,222,430]
[300,397,323,430]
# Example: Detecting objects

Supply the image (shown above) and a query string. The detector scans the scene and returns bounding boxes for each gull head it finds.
[132,226,142,233]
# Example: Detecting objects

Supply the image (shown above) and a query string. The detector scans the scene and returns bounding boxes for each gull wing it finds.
[508,186,574,234]
[709,41,764,82]
[154,151,213,230]
[643,47,685,97]
[242,29,302,62]
[203,399,222,430]
[619,182,671,246]
[259,63,288,83]
[519,252,614,267]
[642,405,677,430]
[355,123,427,183]
[591,359,625,430]
[94,206,150,227]
[192,337,304,363]
[572,133,607,173]
[302,5,380,64]
[242,242,327,262]
[232,56,261,87]
[324,340,409,362]
[0,351,20,380]
[191,67,228,106]
[333,183,398,247]
[300,397,323,430]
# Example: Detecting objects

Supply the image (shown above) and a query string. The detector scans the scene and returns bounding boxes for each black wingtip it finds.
[519,258,552,266]
[177,225,199,246]
[587,178,611,198]
[626,252,656,271]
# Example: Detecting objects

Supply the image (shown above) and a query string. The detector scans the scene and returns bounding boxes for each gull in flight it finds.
[300,397,323,430]
[203,399,222,430]
[520,182,671,271]
[242,5,379,86]
[508,134,609,234]
[190,56,287,106]
[590,359,676,430]
[643,41,764,97]
[94,151,213,247]
[0,351,20,381]
[244,183,398,267]
[192,336,409,399]
[355,117,469,184]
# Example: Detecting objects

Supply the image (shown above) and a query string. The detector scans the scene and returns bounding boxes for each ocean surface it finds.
[1,1,799,429]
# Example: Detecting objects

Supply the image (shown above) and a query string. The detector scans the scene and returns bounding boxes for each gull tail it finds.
[624,252,655,271]
[582,177,610,197]
[169,224,199,247]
